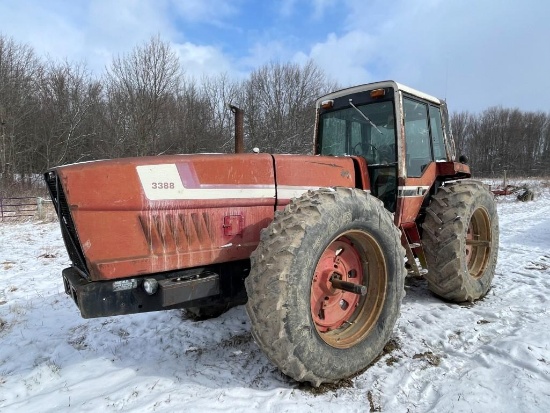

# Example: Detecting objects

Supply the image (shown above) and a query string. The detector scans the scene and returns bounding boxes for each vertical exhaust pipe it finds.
[228,104,244,154]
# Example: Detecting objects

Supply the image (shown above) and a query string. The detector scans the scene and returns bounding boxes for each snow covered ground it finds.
[1,182,549,413]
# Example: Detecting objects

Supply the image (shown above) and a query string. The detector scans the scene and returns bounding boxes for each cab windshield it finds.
[318,101,396,165]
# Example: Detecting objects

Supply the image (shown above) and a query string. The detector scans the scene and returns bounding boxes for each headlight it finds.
[143,278,159,295]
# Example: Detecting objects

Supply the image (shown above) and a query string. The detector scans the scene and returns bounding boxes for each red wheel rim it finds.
[310,230,387,349]
[311,237,364,332]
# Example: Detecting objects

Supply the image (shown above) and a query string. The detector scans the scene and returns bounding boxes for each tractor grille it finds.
[44,171,90,278]
[138,212,216,254]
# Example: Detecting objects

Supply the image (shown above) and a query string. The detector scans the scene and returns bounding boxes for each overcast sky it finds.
[0,0,548,112]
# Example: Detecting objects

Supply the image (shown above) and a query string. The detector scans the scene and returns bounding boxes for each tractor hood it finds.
[45,153,357,281]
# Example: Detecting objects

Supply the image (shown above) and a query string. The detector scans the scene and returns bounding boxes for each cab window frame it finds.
[402,96,433,177]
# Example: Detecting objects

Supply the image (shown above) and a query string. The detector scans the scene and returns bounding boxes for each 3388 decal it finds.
[151,182,175,189]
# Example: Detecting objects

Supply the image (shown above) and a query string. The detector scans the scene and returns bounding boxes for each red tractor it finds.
[45,80,499,386]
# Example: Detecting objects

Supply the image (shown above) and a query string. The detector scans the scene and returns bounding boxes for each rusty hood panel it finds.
[273,155,356,205]
[51,153,357,281]
[57,153,277,210]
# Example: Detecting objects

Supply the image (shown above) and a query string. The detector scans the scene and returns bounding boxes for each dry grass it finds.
[2,261,15,271]
[367,390,382,412]
[412,351,442,367]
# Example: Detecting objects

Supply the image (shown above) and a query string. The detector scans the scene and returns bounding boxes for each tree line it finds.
[0,34,336,191]
[1,34,548,193]
[451,109,550,177]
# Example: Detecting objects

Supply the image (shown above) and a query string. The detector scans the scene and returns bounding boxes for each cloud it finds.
[85,0,176,71]
[0,0,175,73]
[173,42,234,79]
[170,0,239,22]
[296,0,550,111]
[293,31,378,87]
[279,0,298,18]
[0,0,238,79]
[240,40,295,70]
[1,0,549,112]
[279,0,334,20]
[310,0,334,20]
[0,1,83,60]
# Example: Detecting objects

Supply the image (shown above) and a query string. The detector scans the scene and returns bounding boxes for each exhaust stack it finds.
[228,104,244,154]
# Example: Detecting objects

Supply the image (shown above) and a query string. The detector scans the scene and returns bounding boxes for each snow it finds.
[1,182,549,413]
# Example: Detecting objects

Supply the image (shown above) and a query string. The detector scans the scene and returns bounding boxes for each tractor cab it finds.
[315,80,458,217]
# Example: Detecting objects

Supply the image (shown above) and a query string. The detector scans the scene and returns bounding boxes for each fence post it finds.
[37,197,43,220]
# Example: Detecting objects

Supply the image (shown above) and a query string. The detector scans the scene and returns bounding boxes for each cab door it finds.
[396,96,446,225]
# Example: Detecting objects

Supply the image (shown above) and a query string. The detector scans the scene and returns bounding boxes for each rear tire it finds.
[245,188,406,386]
[422,180,499,302]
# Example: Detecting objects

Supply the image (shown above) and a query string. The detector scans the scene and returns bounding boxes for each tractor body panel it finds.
[273,154,357,208]
[46,153,358,284]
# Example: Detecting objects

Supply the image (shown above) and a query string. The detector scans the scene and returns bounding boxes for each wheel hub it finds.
[311,238,364,332]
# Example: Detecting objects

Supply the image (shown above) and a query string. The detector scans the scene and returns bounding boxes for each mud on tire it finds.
[422,180,499,302]
[245,187,406,386]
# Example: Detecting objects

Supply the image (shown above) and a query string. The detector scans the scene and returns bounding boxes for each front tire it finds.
[422,180,499,302]
[245,188,406,386]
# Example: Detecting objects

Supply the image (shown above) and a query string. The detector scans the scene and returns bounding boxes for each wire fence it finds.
[0,196,53,221]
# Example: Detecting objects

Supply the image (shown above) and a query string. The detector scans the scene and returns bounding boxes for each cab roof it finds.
[316,80,441,107]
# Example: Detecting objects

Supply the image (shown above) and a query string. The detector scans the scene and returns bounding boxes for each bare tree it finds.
[450,111,472,160]
[105,35,181,156]
[34,61,99,169]
[241,60,337,153]
[0,35,42,188]
[3,33,548,188]
[163,77,212,154]
[454,107,550,177]
[200,73,241,152]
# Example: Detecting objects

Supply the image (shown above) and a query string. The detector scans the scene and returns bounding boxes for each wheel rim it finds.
[465,207,492,279]
[310,230,387,349]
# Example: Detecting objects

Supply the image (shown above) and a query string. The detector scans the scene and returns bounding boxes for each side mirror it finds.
[459,154,468,164]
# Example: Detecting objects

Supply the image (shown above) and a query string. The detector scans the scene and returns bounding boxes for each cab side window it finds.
[403,98,432,177]
[429,105,446,161]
